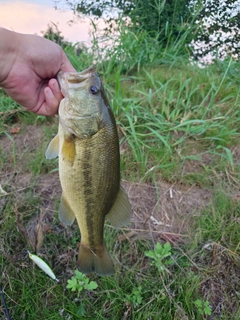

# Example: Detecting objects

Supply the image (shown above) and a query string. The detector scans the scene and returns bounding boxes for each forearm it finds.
[0,27,20,84]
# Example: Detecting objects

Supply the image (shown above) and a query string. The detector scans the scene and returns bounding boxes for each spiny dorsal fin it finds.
[106,187,131,228]
[59,195,76,226]
[45,134,59,159]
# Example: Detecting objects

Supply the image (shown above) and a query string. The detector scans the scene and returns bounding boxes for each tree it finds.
[125,0,192,43]
[60,0,193,47]
[41,22,71,48]
[41,22,86,56]
[189,0,240,63]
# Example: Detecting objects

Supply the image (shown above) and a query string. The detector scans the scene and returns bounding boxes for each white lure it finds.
[28,251,59,282]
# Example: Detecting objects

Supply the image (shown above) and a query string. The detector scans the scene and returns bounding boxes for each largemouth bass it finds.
[46,66,131,276]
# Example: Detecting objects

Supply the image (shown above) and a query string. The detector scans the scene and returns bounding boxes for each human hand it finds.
[0,28,75,116]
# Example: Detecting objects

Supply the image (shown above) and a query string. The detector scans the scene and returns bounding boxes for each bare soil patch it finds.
[200,243,240,319]
[122,180,211,242]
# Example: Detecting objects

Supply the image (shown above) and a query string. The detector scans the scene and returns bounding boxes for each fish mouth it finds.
[57,66,96,96]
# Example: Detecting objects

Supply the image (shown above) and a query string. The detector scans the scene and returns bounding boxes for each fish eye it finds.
[90,85,99,95]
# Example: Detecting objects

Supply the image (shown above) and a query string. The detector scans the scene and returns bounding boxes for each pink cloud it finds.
[0,1,91,44]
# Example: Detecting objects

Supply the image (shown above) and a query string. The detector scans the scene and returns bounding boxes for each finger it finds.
[42,87,60,116]
[48,78,63,101]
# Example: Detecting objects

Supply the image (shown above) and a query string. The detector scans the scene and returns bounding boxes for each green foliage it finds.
[41,22,86,56]
[100,59,240,181]
[196,191,240,249]
[88,18,163,75]
[2,132,16,168]
[125,286,143,308]
[41,22,69,47]
[0,89,23,128]
[194,299,212,316]
[127,0,194,48]
[62,0,194,51]
[190,0,240,61]
[145,242,174,272]
[1,15,240,319]
[66,270,98,297]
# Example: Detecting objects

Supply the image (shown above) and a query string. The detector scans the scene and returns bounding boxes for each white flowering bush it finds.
[189,0,240,65]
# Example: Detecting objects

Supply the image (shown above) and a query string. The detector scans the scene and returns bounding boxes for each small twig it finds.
[105,224,189,237]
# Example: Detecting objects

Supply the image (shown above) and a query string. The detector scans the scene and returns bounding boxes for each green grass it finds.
[1,19,240,320]
[107,63,240,183]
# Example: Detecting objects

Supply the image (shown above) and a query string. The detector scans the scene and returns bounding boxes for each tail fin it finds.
[77,242,114,276]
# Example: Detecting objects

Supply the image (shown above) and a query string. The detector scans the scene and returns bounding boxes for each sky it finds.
[0,0,94,44]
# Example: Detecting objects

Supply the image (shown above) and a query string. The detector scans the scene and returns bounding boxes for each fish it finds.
[46,66,131,276]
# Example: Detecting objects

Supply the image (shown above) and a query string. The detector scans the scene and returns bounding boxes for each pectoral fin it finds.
[62,136,76,166]
[106,187,131,228]
[59,195,76,226]
[45,134,59,159]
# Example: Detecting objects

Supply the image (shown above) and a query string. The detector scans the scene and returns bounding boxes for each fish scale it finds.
[71,124,119,247]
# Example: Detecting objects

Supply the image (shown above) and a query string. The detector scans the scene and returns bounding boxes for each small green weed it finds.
[194,299,212,316]
[3,131,16,168]
[145,242,174,272]
[125,286,143,308]
[66,269,98,297]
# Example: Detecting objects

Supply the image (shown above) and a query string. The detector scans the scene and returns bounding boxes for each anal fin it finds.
[106,187,131,228]
[59,195,75,226]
